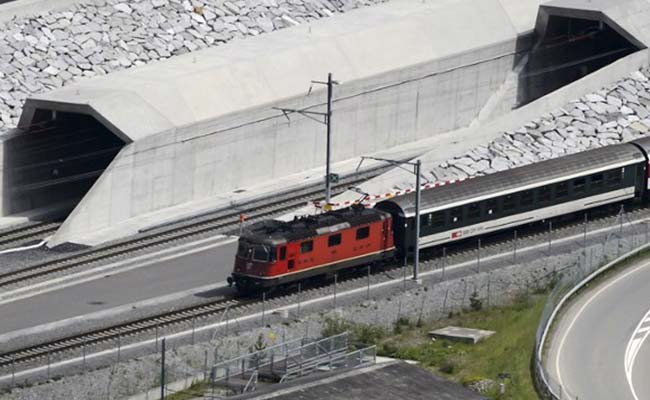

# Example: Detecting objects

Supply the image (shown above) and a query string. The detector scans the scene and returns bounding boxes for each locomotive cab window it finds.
[328,233,342,247]
[279,246,287,260]
[356,226,370,240]
[253,245,270,262]
[300,240,313,253]
[237,242,251,259]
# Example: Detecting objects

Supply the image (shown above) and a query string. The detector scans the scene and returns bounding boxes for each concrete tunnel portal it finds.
[2,111,126,221]
[522,8,645,104]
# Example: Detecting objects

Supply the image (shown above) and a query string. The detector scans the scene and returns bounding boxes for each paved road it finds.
[0,239,237,336]
[546,257,650,400]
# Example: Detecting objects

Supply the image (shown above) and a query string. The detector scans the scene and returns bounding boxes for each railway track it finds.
[0,165,393,290]
[0,203,647,375]
[0,222,61,251]
[0,297,246,368]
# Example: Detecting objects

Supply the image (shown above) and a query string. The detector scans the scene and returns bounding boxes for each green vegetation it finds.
[324,293,546,399]
[164,381,209,400]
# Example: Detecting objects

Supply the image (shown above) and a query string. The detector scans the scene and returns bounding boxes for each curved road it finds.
[546,257,650,400]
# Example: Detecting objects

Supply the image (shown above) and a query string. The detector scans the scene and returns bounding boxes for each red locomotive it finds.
[228,205,395,294]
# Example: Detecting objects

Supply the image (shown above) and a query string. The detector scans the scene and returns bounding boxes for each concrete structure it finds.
[3,0,649,246]
[3,0,550,246]
[236,360,487,400]
[430,326,496,344]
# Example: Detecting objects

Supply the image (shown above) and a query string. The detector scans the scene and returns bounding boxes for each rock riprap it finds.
[0,0,386,129]
[419,69,650,186]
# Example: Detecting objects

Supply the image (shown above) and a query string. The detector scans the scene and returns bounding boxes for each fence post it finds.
[262,292,266,327]
[192,315,196,344]
[442,247,447,282]
[298,282,302,318]
[367,265,371,301]
[204,349,209,381]
[161,338,166,400]
[513,230,517,264]
[487,273,491,308]
[583,213,588,257]
[477,238,481,274]
[333,273,338,310]
[548,221,553,254]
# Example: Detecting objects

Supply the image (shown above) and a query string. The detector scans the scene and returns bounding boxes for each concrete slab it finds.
[429,326,496,344]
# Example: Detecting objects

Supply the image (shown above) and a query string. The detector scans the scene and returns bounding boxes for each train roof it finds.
[379,140,648,218]
[241,205,389,246]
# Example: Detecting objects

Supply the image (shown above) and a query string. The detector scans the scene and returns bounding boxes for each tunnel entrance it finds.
[4,112,125,220]
[520,15,643,105]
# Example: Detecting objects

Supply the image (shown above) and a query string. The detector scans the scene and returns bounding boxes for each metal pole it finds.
[548,221,552,254]
[583,213,588,256]
[513,230,517,264]
[192,315,196,344]
[367,265,371,300]
[325,72,333,205]
[333,273,338,309]
[477,238,481,274]
[442,247,446,281]
[297,282,302,318]
[413,160,421,281]
[161,338,166,400]
[262,292,266,327]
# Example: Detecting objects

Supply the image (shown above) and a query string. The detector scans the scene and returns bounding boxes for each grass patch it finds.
[163,381,210,400]
[325,294,546,399]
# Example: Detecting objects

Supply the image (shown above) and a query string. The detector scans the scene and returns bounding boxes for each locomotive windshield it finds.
[237,240,274,262]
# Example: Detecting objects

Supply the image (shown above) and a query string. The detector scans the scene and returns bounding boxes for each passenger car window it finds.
[328,233,342,247]
[521,190,533,207]
[503,194,516,211]
[356,227,370,240]
[300,240,313,253]
[573,178,586,194]
[450,207,462,224]
[556,182,569,198]
[468,203,481,220]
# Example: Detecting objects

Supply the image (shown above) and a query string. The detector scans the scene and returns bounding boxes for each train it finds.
[228,136,650,294]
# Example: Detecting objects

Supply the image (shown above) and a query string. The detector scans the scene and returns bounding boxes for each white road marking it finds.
[624,308,650,400]
[553,258,650,399]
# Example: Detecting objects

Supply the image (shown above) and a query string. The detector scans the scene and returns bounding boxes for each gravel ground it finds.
[0,0,387,130]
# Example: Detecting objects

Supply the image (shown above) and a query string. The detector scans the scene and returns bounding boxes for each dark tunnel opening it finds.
[519,16,643,105]
[4,112,125,220]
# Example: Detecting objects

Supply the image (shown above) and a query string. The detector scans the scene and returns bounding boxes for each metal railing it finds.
[210,332,350,391]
